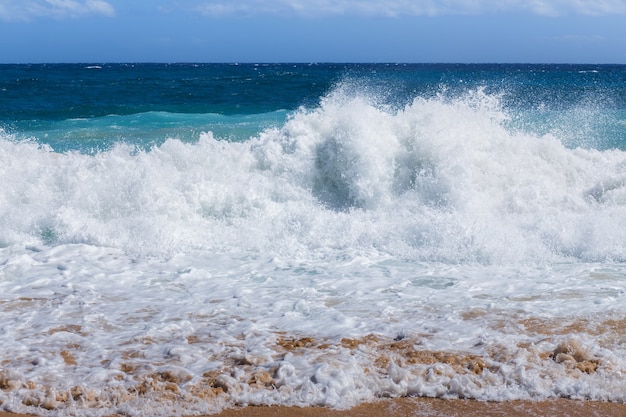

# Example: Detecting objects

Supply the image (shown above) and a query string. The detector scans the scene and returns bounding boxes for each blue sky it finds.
[1,0,625,63]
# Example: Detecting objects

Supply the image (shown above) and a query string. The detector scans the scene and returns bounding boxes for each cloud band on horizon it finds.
[0,0,115,21]
[192,0,626,18]
[2,0,626,22]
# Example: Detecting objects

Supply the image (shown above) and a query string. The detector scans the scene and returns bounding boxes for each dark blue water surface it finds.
[1,63,625,152]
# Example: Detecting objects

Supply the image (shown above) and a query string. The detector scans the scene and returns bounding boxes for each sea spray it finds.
[2,88,625,262]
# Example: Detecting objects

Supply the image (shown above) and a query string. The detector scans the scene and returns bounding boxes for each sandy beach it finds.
[2,398,626,417]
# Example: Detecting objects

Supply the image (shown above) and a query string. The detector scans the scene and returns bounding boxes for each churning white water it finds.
[1,89,626,416]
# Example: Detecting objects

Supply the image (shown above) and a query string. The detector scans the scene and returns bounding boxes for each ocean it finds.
[1,63,626,416]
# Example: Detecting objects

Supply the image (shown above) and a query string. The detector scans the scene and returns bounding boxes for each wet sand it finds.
[2,398,626,417]
[1,322,625,416]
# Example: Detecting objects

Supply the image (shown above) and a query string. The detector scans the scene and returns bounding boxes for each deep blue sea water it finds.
[2,63,625,152]
[1,64,626,416]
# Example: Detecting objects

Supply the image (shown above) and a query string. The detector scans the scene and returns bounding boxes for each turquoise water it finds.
[2,63,626,151]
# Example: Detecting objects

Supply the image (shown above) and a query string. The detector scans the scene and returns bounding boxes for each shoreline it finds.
[3,398,626,417]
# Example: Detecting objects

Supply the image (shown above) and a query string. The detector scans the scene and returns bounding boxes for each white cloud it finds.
[519,0,626,16]
[0,0,115,21]
[191,0,626,18]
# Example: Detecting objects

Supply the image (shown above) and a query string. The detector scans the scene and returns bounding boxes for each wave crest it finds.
[2,88,626,263]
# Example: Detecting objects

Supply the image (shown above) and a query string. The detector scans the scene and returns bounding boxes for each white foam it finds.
[1,90,626,415]
[4,89,626,263]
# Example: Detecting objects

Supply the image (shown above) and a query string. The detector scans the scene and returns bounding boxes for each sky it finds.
[0,0,625,63]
